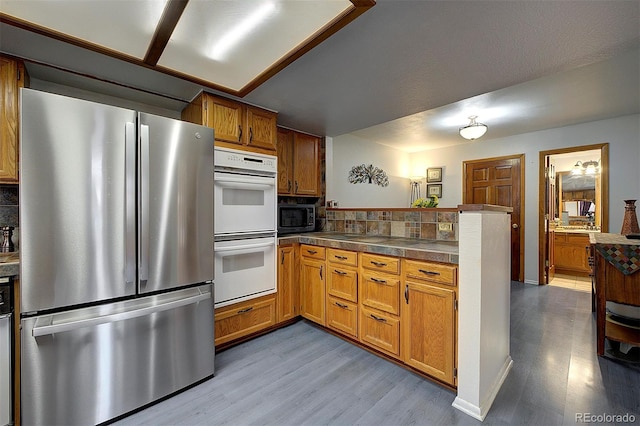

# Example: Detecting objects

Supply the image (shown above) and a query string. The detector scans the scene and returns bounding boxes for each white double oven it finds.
[214,147,277,308]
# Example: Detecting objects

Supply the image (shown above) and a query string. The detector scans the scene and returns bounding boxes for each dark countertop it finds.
[278,232,459,264]
[0,251,19,277]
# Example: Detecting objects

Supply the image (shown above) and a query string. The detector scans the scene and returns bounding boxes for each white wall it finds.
[329,114,640,283]
[327,133,412,208]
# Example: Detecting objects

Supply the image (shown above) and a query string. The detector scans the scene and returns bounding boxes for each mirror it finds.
[556,171,600,226]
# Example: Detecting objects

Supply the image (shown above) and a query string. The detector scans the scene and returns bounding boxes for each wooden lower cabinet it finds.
[402,281,456,385]
[326,296,358,338]
[359,306,400,358]
[214,295,276,346]
[300,256,326,325]
[554,232,591,274]
[277,245,297,323]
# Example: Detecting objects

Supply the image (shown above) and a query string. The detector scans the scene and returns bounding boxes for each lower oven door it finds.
[214,235,277,308]
[214,172,276,235]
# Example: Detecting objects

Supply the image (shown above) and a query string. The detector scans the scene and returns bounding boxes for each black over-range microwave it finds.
[278,204,316,234]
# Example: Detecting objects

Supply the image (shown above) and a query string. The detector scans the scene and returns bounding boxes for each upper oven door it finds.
[214,171,276,235]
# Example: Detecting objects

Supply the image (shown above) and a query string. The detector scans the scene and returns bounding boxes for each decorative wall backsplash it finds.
[0,185,19,250]
[324,208,458,241]
[348,164,389,187]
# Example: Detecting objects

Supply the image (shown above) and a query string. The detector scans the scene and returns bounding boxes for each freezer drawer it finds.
[21,284,215,426]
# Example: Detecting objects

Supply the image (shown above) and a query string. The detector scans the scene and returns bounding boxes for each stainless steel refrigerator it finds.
[19,88,215,425]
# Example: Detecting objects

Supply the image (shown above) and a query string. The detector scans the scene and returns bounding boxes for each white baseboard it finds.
[523,279,539,285]
[452,356,514,421]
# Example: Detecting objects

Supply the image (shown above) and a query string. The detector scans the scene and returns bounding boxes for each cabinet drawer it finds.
[403,259,457,287]
[214,296,276,345]
[359,306,400,357]
[327,296,358,338]
[327,248,358,267]
[361,253,400,275]
[301,244,325,260]
[360,271,400,315]
[566,233,590,244]
[327,267,358,302]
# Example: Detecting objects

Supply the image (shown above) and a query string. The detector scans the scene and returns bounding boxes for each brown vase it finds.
[621,199,640,235]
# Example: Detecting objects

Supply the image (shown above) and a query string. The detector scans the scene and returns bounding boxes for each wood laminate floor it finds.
[115,282,640,426]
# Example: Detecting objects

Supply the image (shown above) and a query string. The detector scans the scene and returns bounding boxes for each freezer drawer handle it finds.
[216,242,274,252]
[31,291,211,337]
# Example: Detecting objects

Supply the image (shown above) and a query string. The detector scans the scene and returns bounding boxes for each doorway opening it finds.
[538,143,609,286]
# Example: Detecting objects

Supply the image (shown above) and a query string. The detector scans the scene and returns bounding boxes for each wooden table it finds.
[591,233,640,356]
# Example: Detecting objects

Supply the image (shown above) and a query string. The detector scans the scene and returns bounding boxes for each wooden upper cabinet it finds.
[246,105,277,151]
[277,126,321,196]
[181,93,276,153]
[207,95,244,144]
[277,127,294,193]
[1,56,29,183]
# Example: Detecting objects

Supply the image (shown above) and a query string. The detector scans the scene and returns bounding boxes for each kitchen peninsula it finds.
[277,204,513,421]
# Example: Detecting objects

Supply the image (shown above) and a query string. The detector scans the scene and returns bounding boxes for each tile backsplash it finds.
[324,208,458,241]
[0,185,19,250]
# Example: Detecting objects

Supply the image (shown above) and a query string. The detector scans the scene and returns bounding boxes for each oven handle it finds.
[215,174,274,187]
[216,242,275,252]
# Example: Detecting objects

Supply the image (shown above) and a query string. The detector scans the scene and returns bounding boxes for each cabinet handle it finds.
[371,261,387,267]
[237,307,253,314]
[334,269,348,276]
[418,269,440,276]
[249,127,253,142]
[320,265,323,280]
[370,314,387,323]
[335,255,348,260]
[335,302,348,309]
[306,249,317,255]
[371,277,387,284]
[295,181,299,193]
[288,180,292,192]
[281,250,285,265]
[405,284,409,304]
[238,124,243,141]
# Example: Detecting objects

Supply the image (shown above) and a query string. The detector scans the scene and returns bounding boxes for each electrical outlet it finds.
[438,222,453,232]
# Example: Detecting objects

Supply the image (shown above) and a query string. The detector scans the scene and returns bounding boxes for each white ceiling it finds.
[1,0,639,152]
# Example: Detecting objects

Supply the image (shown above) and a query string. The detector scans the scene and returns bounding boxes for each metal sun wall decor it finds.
[348,164,389,187]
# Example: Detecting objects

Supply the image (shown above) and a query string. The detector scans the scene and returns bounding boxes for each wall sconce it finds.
[459,115,488,140]
[571,160,600,175]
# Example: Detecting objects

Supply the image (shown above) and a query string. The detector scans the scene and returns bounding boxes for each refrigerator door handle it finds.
[139,123,150,282]
[31,290,211,337]
[125,122,136,286]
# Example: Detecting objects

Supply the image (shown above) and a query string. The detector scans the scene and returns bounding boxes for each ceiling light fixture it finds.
[209,1,277,61]
[459,115,488,140]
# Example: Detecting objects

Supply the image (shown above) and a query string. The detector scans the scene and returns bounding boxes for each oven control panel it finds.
[214,146,277,174]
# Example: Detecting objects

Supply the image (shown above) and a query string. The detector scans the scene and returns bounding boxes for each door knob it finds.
[512,223,519,229]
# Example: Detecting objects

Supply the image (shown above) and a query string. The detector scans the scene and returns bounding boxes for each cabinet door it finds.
[0,56,25,183]
[246,106,277,151]
[207,95,244,145]
[277,245,297,323]
[554,234,590,273]
[293,132,320,196]
[402,281,456,385]
[300,258,325,325]
[359,306,400,357]
[277,127,294,194]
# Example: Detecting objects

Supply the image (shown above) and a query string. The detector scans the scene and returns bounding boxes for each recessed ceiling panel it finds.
[158,0,352,91]
[0,0,167,58]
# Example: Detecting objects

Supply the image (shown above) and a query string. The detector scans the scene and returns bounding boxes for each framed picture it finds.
[427,167,442,183]
[427,184,442,198]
